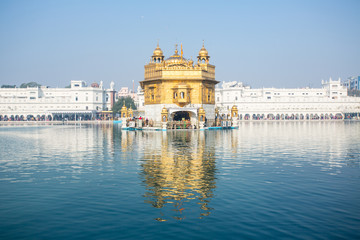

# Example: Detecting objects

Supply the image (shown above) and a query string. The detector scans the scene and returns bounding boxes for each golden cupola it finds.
[197,41,210,63]
[120,102,128,118]
[152,42,164,63]
[199,45,208,57]
[231,105,238,118]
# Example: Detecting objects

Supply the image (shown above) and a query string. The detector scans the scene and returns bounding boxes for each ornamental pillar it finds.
[231,105,238,119]
[215,107,220,126]
[161,106,168,130]
[121,103,128,128]
[198,106,206,129]
[128,107,133,118]
[231,105,239,128]
[120,103,128,119]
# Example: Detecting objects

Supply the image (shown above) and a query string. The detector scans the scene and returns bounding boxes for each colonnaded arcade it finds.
[215,79,360,121]
[0,80,116,121]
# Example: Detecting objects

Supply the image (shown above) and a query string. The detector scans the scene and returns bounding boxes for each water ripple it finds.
[0,122,359,239]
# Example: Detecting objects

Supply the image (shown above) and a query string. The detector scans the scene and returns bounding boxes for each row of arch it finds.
[218,113,345,120]
[0,114,93,121]
[52,114,93,121]
[0,114,52,121]
[152,57,163,63]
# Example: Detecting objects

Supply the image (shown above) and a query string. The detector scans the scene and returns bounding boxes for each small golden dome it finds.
[161,106,168,113]
[153,43,163,56]
[199,47,208,57]
[198,41,208,57]
[231,105,238,110]
[121,101,127,110]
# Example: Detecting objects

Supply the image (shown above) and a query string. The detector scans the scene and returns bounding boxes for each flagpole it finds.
[181,43,183,61]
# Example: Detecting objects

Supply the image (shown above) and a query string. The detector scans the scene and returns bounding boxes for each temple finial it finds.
[174,43,178,54]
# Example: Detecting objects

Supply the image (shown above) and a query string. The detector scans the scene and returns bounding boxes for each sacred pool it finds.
[0,122,359,239]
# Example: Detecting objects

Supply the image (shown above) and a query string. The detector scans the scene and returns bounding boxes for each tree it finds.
[112,96,137,113]
[1,85,16,88]
[20,82,41,88]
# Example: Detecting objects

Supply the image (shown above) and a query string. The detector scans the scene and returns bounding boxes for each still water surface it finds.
[0,122,359,239]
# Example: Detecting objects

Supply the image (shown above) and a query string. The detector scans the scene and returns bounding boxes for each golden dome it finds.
[198,106,205,114]
[198,41,208,57]
[161,106,168,114]
[231,105,238,110]
[153,43,163,56]
[121,101,127,111]
[165,45,187,64]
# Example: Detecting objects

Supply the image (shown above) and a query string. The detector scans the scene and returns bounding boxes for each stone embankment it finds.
[0,120,114,126]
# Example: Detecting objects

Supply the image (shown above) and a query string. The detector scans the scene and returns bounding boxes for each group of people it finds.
[125,117,155,128]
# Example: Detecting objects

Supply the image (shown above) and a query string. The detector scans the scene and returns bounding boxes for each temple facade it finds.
[140,43,219,125]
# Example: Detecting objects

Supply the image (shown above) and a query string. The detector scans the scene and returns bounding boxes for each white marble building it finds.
[215,78,360,120]
[135,86,145,112]
[118,87,137,101]
[0,80,116,121]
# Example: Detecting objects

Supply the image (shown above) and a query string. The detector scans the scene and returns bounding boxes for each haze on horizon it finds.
[0,0,359,90]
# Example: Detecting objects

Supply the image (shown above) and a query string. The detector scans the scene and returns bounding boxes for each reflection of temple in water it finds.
[139,131,217,221]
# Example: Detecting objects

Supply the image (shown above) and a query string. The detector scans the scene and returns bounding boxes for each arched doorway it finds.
[173,111,190,121]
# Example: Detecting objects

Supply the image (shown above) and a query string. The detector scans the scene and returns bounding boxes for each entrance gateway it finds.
[173,111,190,121]
[168,107,199,124]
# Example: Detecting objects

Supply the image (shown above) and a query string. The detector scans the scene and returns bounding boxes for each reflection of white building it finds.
[0,80,116,121]
[0,124,115,169]
[215,78,360,120]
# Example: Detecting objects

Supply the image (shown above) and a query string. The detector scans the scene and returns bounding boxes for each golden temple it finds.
[140,42,219,124]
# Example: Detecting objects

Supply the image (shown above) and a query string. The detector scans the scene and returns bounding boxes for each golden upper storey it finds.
[144,43,215,82]
[141,43,218,106]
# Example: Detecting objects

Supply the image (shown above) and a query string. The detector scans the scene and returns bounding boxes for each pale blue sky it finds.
[0,0,359,89]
